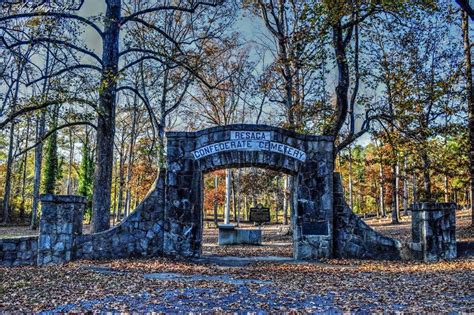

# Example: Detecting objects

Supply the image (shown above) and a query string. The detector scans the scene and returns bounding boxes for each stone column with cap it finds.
[37,195,85,265]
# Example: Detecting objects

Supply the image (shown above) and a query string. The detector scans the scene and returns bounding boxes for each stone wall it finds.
[1,125,462,266]
[0,172,167,266]
[75,172,166,260]
[410,202,457,262]
[333,174,402,260]
[0,236,38,266]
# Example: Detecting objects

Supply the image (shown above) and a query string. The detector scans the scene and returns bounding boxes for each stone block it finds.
[54,242,65,252]
[3,242,17,251]
[39,235,51,250]
[140,239,149,251]
[152,223,162,233]
[146,230,155,239]
[22,251,32,260]
[83,242,93,254]
[218,227,262,245]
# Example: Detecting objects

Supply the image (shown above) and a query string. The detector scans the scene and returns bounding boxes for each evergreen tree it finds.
[42,111,59,194]
[78,135,94,218]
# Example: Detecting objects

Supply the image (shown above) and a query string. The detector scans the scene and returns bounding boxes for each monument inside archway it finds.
[165,124,334,259]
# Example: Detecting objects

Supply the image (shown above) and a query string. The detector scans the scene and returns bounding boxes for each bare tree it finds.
[0,0,224,232]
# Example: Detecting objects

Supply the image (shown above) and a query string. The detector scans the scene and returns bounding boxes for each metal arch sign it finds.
[191,130,307,162]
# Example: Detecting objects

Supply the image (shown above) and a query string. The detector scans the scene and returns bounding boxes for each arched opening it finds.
[200,167,295,258]
[164,125,335,260]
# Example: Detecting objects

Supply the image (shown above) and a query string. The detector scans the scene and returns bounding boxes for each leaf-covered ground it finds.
[0,257,473,312]
[1,210,473,312]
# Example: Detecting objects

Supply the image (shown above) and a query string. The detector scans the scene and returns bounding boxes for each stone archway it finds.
[164,124,334,260]
[63,124,402,263]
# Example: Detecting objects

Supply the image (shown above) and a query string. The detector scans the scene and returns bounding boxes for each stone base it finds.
[293,235,331,260]
[218,226,262,245]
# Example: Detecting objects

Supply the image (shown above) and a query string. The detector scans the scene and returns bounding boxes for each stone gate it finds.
[165,125,334,259]
[0,124,404,266]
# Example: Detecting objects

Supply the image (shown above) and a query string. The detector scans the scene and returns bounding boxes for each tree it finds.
[1,37,34,223]
[0,0,225,232]
[462,9,474,225]
[78,130,94,219]
[244,0,333,132]
[362,1,462,224]
[42,108,59,194]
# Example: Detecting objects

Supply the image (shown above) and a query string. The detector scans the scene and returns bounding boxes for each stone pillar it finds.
[37,195,85,265]
[411,202,457,262]
[164,133,203,257]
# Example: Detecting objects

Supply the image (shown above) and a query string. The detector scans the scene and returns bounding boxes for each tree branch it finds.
[119,55,172,73]
[26,64,102,86]
[164,73,193,117]
[1,36,103,65]
[119,49,219,89]
[14,121,97,158]
[0,12,103,37]
[117,85,162,132]
[120,1,223,24]
[0,97,98,129]
[341,1,382,29]
[123,17,185,55]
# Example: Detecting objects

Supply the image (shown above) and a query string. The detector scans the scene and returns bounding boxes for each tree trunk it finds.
[31,110,46,229]
[20,117,31,220]
[124,99,138,217]
[244,195,249,221]
[283,175,289,225]
[112,162,119,224]
[91,0,121,232]
[224,169,231,224]
[391,162,399,224]
[288,175,295,230]
[31,41,51,229]
[327,22,351,137]
[379,156,386,217]
[236,169,241,226]
[348,146,354,210]
[421,150,431,200]
[43,106,59,194]
[213,174,218,227]
[403,156,409,216]
[116,132,126,221]
[67,127,74,195]
[231,171,237,222]
[395,159,400,218]
[3,59,22,223]
[444,175,449,203]
[462,11,474,225]
[413,171,418,205]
